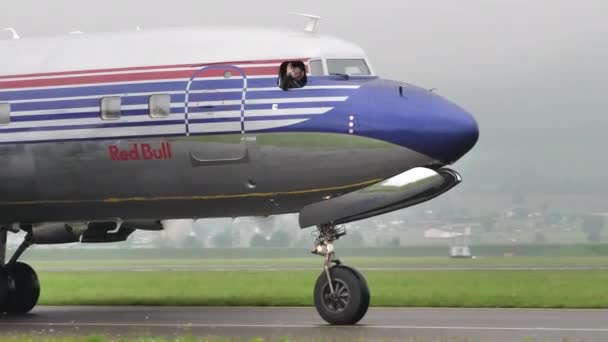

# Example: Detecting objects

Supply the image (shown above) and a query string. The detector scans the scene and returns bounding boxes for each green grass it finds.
[17,244,608,262]
[25,256,608,269]
[0,337,296,342]
[38,269,608,308]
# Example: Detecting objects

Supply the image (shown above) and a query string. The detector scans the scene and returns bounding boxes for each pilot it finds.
[279,63,306,91]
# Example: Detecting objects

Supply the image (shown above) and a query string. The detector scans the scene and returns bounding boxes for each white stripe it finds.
[190,107,332,120]
[189,119,306,133]
[0,124,185,143]
[7,85,359,104]
[1,107,330,130]
[0,114,181,130]
[12,97,347,116]
[245,107,332,117]
[2,322,607,332]
[13,104,148,116]
[189,110,240,119]
[0,63,282,82]
[187,122,242,133]
[191,97,348,107]
[245,119,308,131]
[245,96,348,105]
[1,322,608,332]
[0,118,309,143]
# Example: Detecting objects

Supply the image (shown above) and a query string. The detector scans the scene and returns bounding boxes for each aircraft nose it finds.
[361,81,479,164]
[424,92,479,163]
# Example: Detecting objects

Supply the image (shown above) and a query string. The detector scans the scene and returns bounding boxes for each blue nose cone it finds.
[420,90,479,163]
[358,80,479,164]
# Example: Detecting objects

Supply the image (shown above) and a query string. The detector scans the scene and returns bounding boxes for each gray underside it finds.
[0,133,436,225]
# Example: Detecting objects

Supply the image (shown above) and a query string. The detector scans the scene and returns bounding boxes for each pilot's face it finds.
[292,68,304,80]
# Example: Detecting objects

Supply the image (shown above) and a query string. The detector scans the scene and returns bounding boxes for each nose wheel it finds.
[311,224,370,325]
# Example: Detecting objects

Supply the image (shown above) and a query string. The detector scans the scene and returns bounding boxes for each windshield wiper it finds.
[330,72,350,80]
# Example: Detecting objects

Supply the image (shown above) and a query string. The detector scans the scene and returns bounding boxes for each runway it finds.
[2,306,608,341]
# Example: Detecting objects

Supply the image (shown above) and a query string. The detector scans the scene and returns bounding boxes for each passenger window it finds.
[0,103,10,125]
[277,61,308,91]
[149,94,171,118]
[309,60,324,76]
[101,97,121,120]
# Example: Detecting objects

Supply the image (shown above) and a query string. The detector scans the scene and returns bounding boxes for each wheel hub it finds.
[323,279,350,312]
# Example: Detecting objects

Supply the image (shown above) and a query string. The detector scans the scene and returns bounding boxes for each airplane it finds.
[0,16,478,325]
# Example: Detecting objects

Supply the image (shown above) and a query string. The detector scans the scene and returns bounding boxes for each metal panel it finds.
[185,65,246,135]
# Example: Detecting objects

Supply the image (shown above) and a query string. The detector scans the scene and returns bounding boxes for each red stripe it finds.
[0,66,284,90]
[0,58,308,80]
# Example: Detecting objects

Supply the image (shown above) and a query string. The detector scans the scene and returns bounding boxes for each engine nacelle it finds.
[27,222,88,244]
[299,167,462,228]
[24,220,149,244]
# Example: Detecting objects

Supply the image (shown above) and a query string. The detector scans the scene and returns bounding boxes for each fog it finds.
[2,1,607,246]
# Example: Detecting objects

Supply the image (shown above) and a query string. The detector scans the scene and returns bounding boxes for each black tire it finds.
[0,267,8,314]
[5,262,40,315]
[314,265,370,325]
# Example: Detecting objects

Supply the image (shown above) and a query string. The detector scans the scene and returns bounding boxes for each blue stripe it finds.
[0,81,186,101]
[9,102,335,124]
[189,115,314,124]
[0,77,369,102]
[2,115,316,134]
[10,89,353,112]
[190,102,335,114]
[0,78,260,101]
[0,119,184,134]
[188,105,242,114]
[0,133,186,146]
[8,108,182,123]
[246,115,312,122]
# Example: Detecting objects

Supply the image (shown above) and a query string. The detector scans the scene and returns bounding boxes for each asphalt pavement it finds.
[2,306,608,341]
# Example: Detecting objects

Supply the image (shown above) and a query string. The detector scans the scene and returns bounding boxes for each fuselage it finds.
[0,27,478,225]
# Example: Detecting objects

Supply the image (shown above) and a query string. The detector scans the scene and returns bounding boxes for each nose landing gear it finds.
[0,228,40,315]
[312,224,369,325]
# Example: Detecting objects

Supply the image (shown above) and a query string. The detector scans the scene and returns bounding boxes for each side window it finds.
[277,60,308,91]
[0,103,10,125]
[149,94,171,118]
[309,60,324,76]
[101,96,121,120]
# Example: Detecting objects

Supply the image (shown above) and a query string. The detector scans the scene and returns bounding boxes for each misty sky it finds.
[2,0,607,194]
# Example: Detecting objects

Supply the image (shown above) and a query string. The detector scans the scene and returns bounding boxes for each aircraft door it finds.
[185,65,247,136]
[183,65,250,166]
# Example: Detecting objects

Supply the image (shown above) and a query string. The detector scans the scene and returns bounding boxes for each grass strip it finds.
[38,270,608,308]
[25,256,608,269]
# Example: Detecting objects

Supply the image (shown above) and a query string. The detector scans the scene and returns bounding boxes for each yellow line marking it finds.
[0,178,382,206]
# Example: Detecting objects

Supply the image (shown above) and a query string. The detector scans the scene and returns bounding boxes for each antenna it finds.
[3,27,20,40]
[289,13,322,33]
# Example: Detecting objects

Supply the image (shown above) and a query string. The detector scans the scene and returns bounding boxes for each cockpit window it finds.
[278,61,308,91]
[309,60,324,76]
[327,59,371,76]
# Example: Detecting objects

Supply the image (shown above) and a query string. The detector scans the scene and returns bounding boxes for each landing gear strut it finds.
[0,227,40,315]
[312,224,369,325]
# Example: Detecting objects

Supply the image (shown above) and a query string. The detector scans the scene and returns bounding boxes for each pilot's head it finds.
[291,65,304,81]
